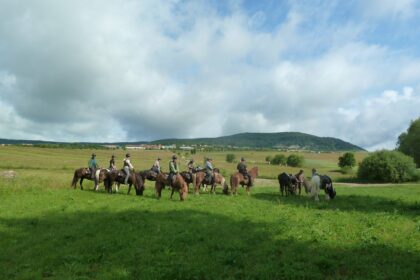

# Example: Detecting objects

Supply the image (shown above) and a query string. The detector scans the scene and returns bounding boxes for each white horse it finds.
[308,174,335,201]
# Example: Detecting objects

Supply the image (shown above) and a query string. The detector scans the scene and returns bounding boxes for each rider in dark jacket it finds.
[237,157,252,186]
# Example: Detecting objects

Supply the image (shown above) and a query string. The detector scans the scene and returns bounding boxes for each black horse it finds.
[278,172,298,196]
[319,175,336,199]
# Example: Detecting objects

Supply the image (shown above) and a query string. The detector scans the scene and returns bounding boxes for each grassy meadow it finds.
[1,146,419,279]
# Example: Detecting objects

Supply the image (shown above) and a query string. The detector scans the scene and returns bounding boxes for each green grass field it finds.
[1,147,419,279]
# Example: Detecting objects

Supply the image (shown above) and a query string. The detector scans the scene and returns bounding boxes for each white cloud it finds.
[0,0,418,150]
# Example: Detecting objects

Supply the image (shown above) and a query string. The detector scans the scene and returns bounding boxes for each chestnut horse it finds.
[194,169,228,194]
[71,167,108,190]
[228,166,259,195]
[155,173,188,201]
[104,169,144,195]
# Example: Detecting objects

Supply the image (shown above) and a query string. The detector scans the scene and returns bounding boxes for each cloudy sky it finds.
[0,0,419,150]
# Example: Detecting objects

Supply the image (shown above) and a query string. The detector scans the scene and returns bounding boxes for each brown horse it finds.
[104,169,144,195]
[195,169,228,194]
[155,173,188,201]
[228,166,259,195]
[71,167,108,190]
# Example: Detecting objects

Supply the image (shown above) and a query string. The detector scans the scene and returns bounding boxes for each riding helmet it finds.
[172,155,177,160]
[126,153,130,157]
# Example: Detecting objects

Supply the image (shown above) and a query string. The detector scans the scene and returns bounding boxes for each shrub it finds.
[357,150,417,183]
[287,154,305,167]
[226,154,236,163]
[265,156,272,163]
[338,152,356,168]
[397,117,420,167]
[270,154,287,165]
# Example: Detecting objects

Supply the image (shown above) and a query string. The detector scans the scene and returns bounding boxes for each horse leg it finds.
[128,183,132,195]
[80,178,84,190]
[170,188,175,199]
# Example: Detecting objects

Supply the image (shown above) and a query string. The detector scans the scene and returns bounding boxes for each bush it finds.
[265,156,272,163]
[338,152,356,168]
[357,150,417,183]
[226,154,236,163]
[287,154,305,167]
[270,154,286,165]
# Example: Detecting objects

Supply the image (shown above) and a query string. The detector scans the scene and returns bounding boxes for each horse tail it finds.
[95,169,101,182]
[71,170,79,187]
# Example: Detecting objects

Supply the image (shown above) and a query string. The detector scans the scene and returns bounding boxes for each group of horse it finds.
[71,166,259,201]
[278,172,337,201]
[71,164,335,201]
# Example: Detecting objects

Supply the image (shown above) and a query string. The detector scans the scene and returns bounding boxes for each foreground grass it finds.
[1,172,419,279]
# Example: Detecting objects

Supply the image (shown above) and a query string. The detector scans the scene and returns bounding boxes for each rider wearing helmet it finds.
[168,155,179,185]
[187,159,195,173]
[151,157,161,173]
[109,155,116,170]
[88,153,98,178]
[123,153,134,184]
[205,157,214,183]
[237,157,252,186]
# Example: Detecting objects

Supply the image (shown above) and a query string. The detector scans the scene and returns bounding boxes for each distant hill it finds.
[0,132,365,151]
[150,132,365,151]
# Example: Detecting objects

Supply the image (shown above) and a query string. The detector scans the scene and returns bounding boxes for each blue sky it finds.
[0,0,419,150]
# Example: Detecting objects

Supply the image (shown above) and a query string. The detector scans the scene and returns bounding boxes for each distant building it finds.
[180,146,194,151]
[161,144,176,150]
[126,145,146,150]
[142,144,162,150]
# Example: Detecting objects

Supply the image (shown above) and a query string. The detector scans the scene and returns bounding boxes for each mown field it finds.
[1,146,419,279]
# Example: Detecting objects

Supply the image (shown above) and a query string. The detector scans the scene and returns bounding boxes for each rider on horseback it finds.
[88,153,98,181]
[205,157,214,184]
[123,153,134,184]
[237,157,252,186]
[168,155,179,186]
[151,157,161,173]
[109,155,116,170]
[187,159,195,173]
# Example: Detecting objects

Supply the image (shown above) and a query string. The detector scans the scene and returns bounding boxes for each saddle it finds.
[204,174,214,185]
[183,172,192,182]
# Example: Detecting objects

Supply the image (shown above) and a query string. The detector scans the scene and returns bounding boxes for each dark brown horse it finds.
[195,169,228,194]
[139,170,158,182]
[104,169,144,195]
[71,167,108,190]
[228,166,259,195]
[155,173,188,201]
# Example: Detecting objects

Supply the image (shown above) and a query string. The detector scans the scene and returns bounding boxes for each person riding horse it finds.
[151,157,161,173]
[123,153,134,184]
[237,157,252,186]
[88,153,98,185]
[168,155,179,186]
[205,157,214,184]
[187,159,195,173]
[109,155,116,171]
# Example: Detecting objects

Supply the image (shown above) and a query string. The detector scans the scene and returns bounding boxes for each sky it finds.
[0,0,419,150]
